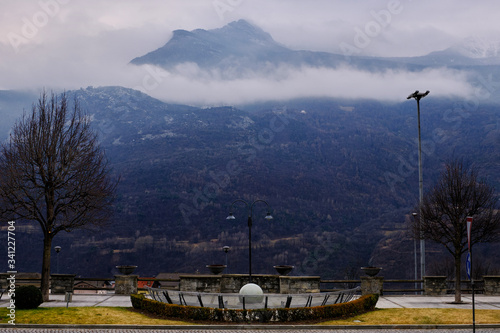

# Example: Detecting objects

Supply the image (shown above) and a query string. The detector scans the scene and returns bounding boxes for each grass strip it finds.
[1,307,499,325]
[320,308,500,325]
[0,307,192,325]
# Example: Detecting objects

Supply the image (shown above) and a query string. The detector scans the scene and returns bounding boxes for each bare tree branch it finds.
[0,91,118,301]
[409,159,500,303]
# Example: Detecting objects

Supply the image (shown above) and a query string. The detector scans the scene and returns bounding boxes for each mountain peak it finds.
[229,19,255,28]
[130,20,287,70]
[219,19,269,38]
[225,19,259,31]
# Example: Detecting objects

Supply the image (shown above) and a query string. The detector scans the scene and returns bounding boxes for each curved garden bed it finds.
[131,293,379,323]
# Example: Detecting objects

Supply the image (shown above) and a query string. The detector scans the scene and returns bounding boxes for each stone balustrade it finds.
[2,271,500,296]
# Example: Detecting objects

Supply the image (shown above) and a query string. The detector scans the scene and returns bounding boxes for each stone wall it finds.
[220,274,280,293]
[178,274,319,294]
[279,276,320,293]
[179,275,222,293]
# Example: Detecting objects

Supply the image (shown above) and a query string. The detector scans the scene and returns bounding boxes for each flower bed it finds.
[131,293,378,323]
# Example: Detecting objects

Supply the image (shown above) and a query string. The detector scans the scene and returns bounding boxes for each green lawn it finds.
[320,308,500,325]
[0,307,192,325]
[2,306,500,325]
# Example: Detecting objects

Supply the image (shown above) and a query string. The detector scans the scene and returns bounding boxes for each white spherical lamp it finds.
[239,283,264,304]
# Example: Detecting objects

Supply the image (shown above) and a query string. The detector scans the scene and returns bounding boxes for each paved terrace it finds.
[1,295,500,332]
[1,293,500,309]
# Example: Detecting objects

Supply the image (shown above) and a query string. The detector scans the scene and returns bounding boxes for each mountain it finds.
[390,36,500,67]
[0,90,37,139]
[130,20,500,101]
[2,86,500,280]
[130,19,347,76]
[449,36,500,61]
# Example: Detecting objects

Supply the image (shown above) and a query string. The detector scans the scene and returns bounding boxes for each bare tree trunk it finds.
[0,92,117,302]
[454,253,462,303]
[41,235,53,302]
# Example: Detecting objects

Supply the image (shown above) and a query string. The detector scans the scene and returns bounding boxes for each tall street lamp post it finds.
[226,199,273,283]
[407,90,430,285]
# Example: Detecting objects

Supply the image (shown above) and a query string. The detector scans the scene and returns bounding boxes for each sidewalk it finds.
[0,294,132,308]
[377,295,500,310]
[2,293,500,309]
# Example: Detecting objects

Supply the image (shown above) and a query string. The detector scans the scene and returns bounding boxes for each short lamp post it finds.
[412,212,418,294]
[54,246,61,274]
[223,246,230,273]
[226,199,273,283]
[407,90,429,284]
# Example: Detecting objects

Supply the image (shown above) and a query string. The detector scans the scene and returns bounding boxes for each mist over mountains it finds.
[1,20,500,279]
[127,20,500,105]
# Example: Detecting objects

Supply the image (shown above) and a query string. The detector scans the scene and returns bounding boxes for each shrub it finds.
[131,293,379,323]
[130,293,145,309]
[13,285,43,309]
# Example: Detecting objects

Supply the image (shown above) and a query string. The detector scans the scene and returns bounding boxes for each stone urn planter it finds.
[116,265,137,275]
[361,267,382,277]
[274,265,294,276]
[206,264,226,275]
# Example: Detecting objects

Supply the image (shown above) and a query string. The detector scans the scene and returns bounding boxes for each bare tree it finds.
[410,159,500,303]
[0,92,117,301]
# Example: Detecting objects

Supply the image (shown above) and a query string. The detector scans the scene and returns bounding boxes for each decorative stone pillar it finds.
[483,276,500,295]
[360,276,383,295]
[423,276,447,295]
[50,274,76,294]
[114,275,138,295]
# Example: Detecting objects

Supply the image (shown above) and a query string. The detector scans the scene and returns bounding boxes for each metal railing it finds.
[146,286,361,309]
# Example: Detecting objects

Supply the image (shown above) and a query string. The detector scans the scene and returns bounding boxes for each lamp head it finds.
[418,90,430,98]
[265,212,273,220]
[407,90,419,99]
[407,90,430,100]
[226,212,236,220]
[223,246,230,253]
[54,246,61,253]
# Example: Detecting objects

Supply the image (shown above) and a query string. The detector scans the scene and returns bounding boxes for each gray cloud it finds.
[126,63,474,105]
[0,0,497,104]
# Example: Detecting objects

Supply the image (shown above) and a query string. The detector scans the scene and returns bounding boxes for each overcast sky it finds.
[0,0,498,105]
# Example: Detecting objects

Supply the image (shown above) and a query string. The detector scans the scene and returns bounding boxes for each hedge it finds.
[130,293,379,323]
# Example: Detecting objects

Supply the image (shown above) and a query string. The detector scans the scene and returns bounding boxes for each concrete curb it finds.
[2,323,500,330]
